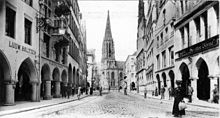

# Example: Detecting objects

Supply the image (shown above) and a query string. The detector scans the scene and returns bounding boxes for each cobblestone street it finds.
[3,91,219,118]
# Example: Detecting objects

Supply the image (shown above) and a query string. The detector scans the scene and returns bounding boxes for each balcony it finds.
[54,0,71,17]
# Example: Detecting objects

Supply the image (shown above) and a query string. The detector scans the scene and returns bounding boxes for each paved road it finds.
[3,91,219,118]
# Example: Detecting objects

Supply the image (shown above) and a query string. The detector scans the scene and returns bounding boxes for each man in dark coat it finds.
[172,80,185,117]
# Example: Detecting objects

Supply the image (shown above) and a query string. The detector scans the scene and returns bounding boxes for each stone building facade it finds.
[137,0,219,103]
[174,0,219,102]
[0,0,87,106]
[101,11,124,90]
[87,49,96,88]
[124,53,136,91]
[154,0,176,98]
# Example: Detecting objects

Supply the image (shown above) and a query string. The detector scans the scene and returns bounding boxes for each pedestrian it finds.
[212,84,219,103]
[124,82,127,95]
[168,86,172,100]
[172,80,185,117]
[67,84,72,99]
[99,86,102,96]
[155,87,158,96]
[108,86,111,92]
[77,86,81,100]
[160,85,165,99]
[187,84,193,103]
[144,87,147,99]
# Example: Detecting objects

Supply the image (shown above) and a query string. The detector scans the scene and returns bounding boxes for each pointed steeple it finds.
[104,10,112,40]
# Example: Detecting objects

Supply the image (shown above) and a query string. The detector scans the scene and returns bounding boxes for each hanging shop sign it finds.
[9,41,36,55]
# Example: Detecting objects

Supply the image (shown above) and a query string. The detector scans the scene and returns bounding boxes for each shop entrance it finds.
[179,63,190,97]
[15,58,36,101]
[0,51,11,105]
[197,59,210,100]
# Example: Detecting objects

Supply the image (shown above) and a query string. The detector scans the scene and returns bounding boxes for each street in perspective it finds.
[0,0,219,118]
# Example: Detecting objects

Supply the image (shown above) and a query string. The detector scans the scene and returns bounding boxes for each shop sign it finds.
[9,41,36,55]
[177,35,219,59]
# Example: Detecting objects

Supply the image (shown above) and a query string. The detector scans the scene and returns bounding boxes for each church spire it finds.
[104,10,112,40]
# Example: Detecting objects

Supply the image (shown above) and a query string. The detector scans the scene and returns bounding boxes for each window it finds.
[25,18,32,45]
[5,6,16,38]
[24,0,33,7]
[157,36,159,48]
[180,28,185,48]
[162,51,166,68]
[156,55,160,70]
[160,33,163,45]
[163,9,166,26]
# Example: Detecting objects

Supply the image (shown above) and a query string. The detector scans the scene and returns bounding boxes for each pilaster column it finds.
[4,80,15,106]
[44,81,52,100]
[191,77,198,101]
[54,81,61,98]
[31,82,38,102]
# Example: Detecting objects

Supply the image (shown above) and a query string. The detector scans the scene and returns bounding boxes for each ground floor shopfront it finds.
[175,52,219,103]
[0,50,84,106]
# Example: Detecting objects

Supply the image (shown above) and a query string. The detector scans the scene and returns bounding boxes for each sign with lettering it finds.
[177,35,219,59]
[9,41,36,55]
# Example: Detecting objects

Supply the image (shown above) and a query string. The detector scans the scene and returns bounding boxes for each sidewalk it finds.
[0,94,89,117]
[129,91,220,110]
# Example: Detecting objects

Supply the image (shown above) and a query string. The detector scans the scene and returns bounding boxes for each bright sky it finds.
[78,0,138,62]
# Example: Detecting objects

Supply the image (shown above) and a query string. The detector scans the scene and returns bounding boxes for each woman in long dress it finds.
[172,80,185,117]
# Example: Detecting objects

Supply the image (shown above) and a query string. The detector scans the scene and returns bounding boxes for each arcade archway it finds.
[162,72,167,87]
[15,58,37,101]
[68,64,72,85]
[179,63,190,97]
[41,64,50,99]
[156,74,161,95]
[0,51,11,105]
[196,58,210,100]
[169,70,175,89]
[52,68,60,97]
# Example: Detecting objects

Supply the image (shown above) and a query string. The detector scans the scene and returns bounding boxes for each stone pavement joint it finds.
[0,95,89,117]
[128,91,219,110]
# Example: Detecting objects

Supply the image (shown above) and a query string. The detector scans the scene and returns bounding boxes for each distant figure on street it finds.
[155,87,158,96]
[168,86,172,100]
[99,86,102,96]
[77,86,81,100]
[160,86,165,99]
[187,84,193,103]
[172,80,185,117]
[212,84,219,103]
[124,82,127,95]
[108,86,111,92]
[144,87,147,99]
[67,84,72,99]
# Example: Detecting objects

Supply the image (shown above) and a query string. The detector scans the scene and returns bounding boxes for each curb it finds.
[128,92,219,110]
[0,95,90,117]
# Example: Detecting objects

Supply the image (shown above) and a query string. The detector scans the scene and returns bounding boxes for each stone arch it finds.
[0,50,12,104]
[76,69,79,87]
[73,67,75,86]
[15,58,37,101]
[179,62,190,97]
[168,70,175,89]
[111,72,115,87]
[68,64,72,84]
[208,5,218,37]
[196,58,210,100]
[52,68,60,97]
[40,64,50,99]
[61,70,67,84]
[162,72,167,87]
[156,74,161,95]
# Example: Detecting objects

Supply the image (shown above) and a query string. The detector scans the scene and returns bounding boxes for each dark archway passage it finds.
[156,74,161,95]
[52,68,60,97]
[179,63,190,97]
[169,70,175,89]
[15,58,37,101]
[162,72,167,87]
[41,64,50,99]
[197,59,210,100]
[0,51,11,105]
